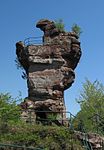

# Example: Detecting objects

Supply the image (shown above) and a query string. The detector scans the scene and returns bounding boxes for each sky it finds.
[0,0,104,115]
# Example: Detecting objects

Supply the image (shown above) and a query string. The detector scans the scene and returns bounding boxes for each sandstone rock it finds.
[16,19,82,124]
[36,19,54,30]
[75,131,104,149]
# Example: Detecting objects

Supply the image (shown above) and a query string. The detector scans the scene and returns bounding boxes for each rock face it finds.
[16,19,82,122]
[75,132,104,149]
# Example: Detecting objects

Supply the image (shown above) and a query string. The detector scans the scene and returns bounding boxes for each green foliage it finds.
[0,123,84,150]
[54,19,65,32]
[0,93,21,133]
[0,93,84,149]
[74,79,104,135]
[47,113,57,120]
[71,24,82,37]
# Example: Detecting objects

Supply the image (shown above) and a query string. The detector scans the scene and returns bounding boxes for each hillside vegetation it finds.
[0,123,84,150]
[0,93,83,150]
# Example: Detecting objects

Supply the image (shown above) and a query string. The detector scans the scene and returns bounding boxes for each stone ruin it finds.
[16,19,82,124]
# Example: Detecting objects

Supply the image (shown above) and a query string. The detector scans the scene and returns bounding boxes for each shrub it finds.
[71,24,82,37]
[0,123,84,150]
[54,19,65,32]
[0,93,21,133]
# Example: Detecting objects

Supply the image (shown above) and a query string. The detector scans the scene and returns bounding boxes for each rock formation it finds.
[75,132,104,149]
[16,19,82,123]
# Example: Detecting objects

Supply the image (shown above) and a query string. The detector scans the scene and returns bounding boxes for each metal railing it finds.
[23,34,77,46]
[0,109,76,129]
[20,110,75,126]
[24,37,43,46]
[0,143,43,150]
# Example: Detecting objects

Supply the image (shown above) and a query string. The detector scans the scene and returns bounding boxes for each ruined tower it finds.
[16,19,81,123]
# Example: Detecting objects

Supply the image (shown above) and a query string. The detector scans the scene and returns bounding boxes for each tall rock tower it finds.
[16,19,81,123]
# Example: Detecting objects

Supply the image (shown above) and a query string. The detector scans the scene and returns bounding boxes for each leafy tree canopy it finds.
[0,93,22,132]
[74,79,104,135]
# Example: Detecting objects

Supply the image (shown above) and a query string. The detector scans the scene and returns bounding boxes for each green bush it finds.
[0,93,21,133]
[0,123,84,150]
[71,24,82,37]
[0,93,84,149]
[54,19,65,32]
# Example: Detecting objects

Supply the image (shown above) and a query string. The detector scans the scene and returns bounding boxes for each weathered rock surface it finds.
[16,19,82,122]
[75,131,104,149]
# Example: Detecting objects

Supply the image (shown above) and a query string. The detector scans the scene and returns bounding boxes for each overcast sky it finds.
[0,0,104,115]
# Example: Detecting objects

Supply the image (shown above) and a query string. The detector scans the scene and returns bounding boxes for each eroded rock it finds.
[75,132,104,149]
[16,19,82,124]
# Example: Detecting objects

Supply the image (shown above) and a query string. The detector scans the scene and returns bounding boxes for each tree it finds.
[54,19,65,32]
[71,24,82,37]
[73,79,104,135]
[0,93,21,133]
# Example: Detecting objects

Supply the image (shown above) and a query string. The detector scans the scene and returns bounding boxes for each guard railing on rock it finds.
[24,37,43,46]
[19,110,75,129]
